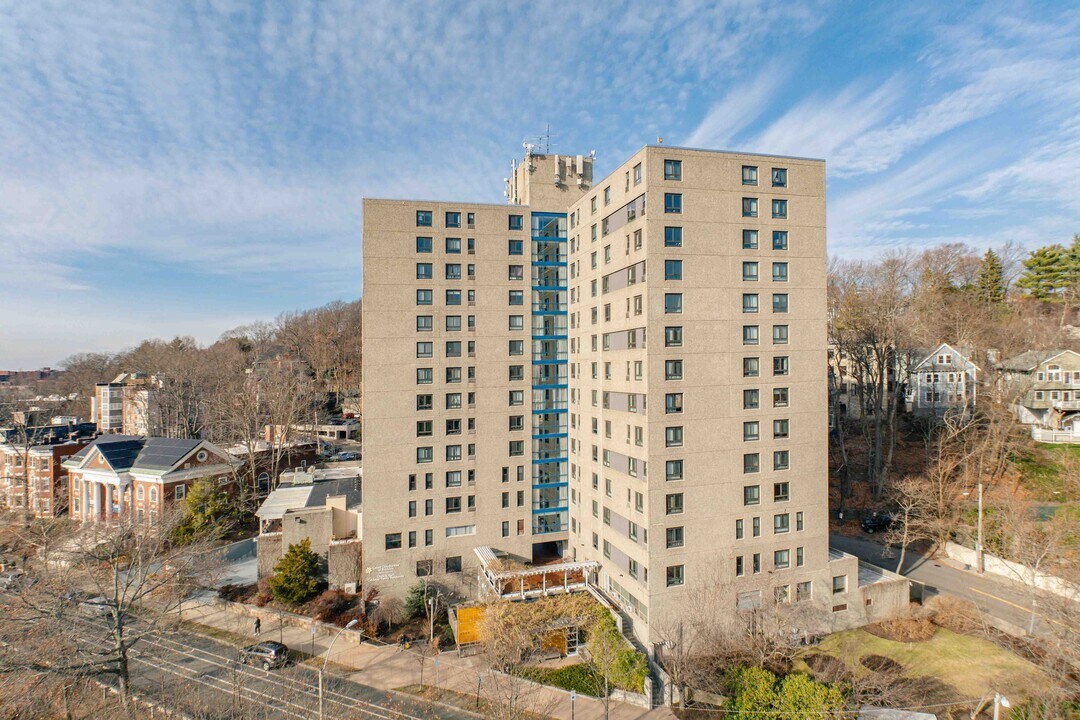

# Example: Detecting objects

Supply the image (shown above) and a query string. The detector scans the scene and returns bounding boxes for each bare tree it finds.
[3,510,224,715]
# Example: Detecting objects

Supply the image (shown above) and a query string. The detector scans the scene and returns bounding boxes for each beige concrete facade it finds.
[361,146,894,642]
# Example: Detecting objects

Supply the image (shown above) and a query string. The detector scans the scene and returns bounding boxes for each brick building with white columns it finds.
[64,436,238,525]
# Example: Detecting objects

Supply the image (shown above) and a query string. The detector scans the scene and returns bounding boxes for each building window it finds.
[742,198,758,217]
[743,229,758,249]
[633,163,643,185]
[796,511,804,531]
[416,559,433,576]
[665,326,683,347]
[416,210,432,227]
[509,315,524,331]
[795,581,811,602]
[744,453,760,474]
[744,388,760,409]
[772,294,788,313]
[772,168,787,187]
[773,419,790,439]
[666,493,684,514]
[664,193,682,214]
[666,526,684,548]
[773,387,789,407]
[385,533,402,550]
[772,199,787,219]
[416,394,432,410]
[666,565,685,587]
[665,360,683,380]
[774,513,790,534]
[797,547,804,567]
[446,556,463,573]
[416,447,433,463]
[772,262,788,282]
[416,263,432,279]
[742,165,758,185]
[665,426,684,447]
[665,393,683,414]
[833,575,847,594]
[508,214,523,230]
[773,231,788,250]
[445,237,461,254]
[416,342,433,358]
[772,325,789,344]
[743,261,759,281]
[743,357,760,377]
[665,260,683,280]
[445,211,461,228]
[665,293,683,314]
[416,236,432,253]
[774,449,791,470]
[416,421,432,437]
[508,239,524,256]
[743,325,759,345]
[773,356,789,376]
[416,368,433,384]
[665,226,682,247]
[774,549,790,569]
[743,485,760,506]
[743,421,760,441]
[742,294,759,313]
[664,159,682,181]
[666,459,684,481]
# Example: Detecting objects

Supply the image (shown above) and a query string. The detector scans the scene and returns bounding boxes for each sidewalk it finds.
[177,596,676,720]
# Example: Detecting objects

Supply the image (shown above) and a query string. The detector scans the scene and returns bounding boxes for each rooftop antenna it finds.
[532,124,555,154]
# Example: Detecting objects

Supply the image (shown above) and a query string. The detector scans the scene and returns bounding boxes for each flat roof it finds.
[361,197,524,208]
[643,143,826,163]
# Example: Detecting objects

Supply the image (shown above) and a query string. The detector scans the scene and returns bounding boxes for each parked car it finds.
[860,512,893,534]
[238,641,289,670]
[331,451,359,462]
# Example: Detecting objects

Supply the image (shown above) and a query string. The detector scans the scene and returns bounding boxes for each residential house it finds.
[905,343,980,417]
[997,349,1080,443]
[64,436,238,525]
[255,465,362,591]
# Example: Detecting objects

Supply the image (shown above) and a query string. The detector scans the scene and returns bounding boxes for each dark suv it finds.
[238,641,289,670]
[860,512,893,534]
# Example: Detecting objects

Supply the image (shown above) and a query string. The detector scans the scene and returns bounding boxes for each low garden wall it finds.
[944,542,1079,601]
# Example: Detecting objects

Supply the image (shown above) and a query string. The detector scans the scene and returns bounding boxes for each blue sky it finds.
[1,1,1077,368]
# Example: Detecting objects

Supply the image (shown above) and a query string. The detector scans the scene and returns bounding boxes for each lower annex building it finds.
[361,143,906,648]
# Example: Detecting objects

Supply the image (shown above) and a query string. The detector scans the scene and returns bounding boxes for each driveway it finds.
[831,533,1076,636]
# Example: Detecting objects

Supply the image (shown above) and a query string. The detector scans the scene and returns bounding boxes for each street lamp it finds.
[319,618,358,720]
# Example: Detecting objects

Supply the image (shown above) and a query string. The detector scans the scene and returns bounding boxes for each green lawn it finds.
[793,628,1047,702]
[1013,444,1080,501]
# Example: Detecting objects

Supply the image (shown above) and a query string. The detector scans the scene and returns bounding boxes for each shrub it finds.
[217,583,254,603]
[523,664,606,697]
[269,539,322,605]
[865,617,936,643]
[253,578,273,607]
[724,666,844,720]
[311,589,356,623]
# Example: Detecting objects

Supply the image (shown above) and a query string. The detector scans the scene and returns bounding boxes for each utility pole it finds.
[976,481,984,574]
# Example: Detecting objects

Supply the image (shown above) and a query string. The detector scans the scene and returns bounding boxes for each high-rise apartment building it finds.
[361,145,904,644]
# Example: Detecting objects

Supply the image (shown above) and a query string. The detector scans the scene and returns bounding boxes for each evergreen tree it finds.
[269,539,322,605]
[170,478,240,545]
[973,249,1007,304]
[1016,244,1068,300]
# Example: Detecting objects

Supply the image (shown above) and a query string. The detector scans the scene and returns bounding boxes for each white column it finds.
[117,484,124,520]
[81,480,89,522]
[105,484,114,523]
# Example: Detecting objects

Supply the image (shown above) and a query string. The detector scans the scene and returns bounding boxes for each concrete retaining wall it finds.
[944,542,1080,601]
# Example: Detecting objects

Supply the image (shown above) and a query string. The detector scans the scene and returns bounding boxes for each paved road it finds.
[831,533,1075,637]
[74,613,475,720]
